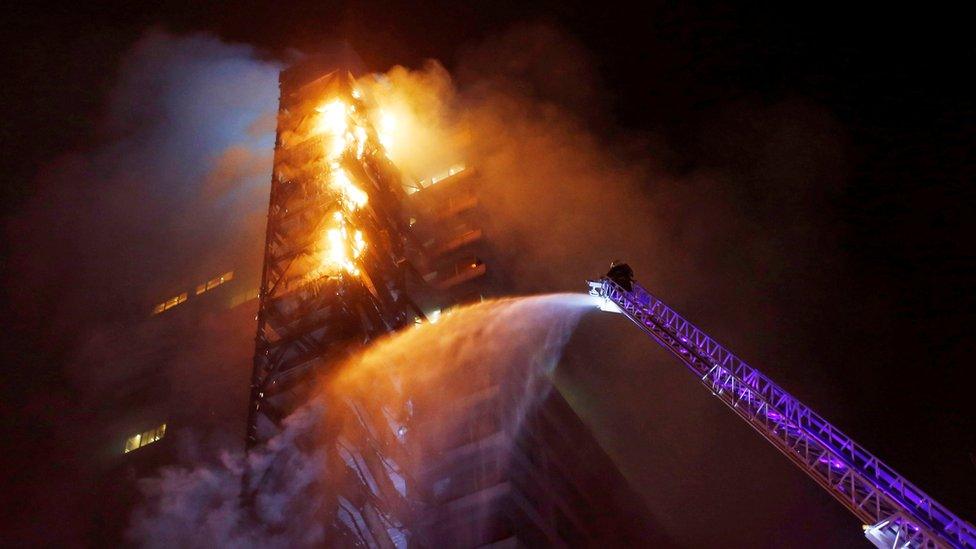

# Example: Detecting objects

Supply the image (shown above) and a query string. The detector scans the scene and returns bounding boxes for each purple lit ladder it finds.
[588,277,976,548]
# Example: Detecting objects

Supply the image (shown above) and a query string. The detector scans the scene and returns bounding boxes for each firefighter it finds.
[606,260,634,291]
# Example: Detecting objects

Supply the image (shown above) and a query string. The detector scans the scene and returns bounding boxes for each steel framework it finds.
[247,70,423,447]
[589,276,976,549]
[244,68,426,545]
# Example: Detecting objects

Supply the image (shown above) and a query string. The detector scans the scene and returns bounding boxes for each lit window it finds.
[429,164,466,186]
[196,270,234,295]
[412,163,468,191]
[123,423,167,453]
[152,293,187,315]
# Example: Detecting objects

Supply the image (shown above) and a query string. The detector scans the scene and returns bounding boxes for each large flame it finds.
[314,99,349,158]
[312,211,366,278]
[307,94,378,279]
[304,83,420,280]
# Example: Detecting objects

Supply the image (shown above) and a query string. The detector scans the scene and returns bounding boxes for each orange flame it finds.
[307,94,381,279]
[314,99,349,158]
[313,211,366,278]
[330,165,368,211]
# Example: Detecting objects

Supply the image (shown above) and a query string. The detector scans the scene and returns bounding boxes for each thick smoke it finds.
[8,29,278,325]
[3,30,279,544]
[127,294,590,547]
[129,402,329,548]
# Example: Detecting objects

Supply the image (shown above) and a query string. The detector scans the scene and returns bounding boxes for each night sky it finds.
[1,1,974,546]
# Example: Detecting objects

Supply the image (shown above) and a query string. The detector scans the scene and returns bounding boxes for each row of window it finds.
[123,423,167,453]
[195,270,234,296]
[405,163,468,195]
[151,270,234,316]
[151,293,187,315]
[428,164,467,186]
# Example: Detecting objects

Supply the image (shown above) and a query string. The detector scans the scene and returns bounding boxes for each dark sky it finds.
[1,1,974,545]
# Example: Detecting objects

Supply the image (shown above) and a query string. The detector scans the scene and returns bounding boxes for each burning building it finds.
[86,53,663,547]
[238,57,664,546]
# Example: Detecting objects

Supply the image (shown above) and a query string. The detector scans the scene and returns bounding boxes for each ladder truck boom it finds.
[588,266,975,549]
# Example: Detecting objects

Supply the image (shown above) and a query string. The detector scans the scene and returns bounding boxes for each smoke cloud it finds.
[9,28,279,323]
[3,29,279,544]
[130,403,329,548]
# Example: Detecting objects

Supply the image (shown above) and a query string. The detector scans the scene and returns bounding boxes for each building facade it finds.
[240,58,664,546]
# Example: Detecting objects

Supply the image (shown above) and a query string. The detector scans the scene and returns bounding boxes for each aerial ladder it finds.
[588,264,976,548]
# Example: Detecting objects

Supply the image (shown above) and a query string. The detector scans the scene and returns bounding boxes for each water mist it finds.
[128,293,596,548]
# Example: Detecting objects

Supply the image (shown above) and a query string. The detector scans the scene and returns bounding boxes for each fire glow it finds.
[304,77,459,280]
[313,211,366,278]
[307,89,395,279]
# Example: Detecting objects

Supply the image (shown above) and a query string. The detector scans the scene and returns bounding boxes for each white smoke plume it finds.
[130,403,329,548]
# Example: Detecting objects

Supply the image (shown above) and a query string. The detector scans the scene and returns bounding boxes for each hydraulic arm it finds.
[589,268,975,548]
